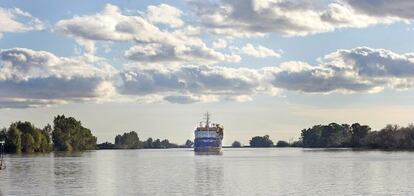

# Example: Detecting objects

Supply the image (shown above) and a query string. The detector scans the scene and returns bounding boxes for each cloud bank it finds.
[3,46,414,108]
[118,47,414,104]
[0,48,116,108]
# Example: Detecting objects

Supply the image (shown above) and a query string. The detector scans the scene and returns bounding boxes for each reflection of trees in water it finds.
[194,157,224,195]
[0,153,55,195]
[53,151,96,195]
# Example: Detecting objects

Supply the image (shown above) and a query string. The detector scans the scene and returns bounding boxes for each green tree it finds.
[160,139,170,148]
[144,137,153,148]
[249,135,274,147]
[319,123,351,147]
[276,140,290,147]
[5,125,22,153]
[231,141,242,148]
[152,139,162,148]
[365,124,398,149]
[350,123,370,147]
[301,123,356,148]
[301,126,322,147]
[21,133,35,153]
[115,131,142,149]
[2,121,52,153]
[52,115,97,151]
[97,142,116,149]
[40,124,53,152]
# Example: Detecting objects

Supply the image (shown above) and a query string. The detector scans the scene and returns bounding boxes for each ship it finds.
[194,112,223,154]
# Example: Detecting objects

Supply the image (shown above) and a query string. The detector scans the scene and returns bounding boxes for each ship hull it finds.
[194,137,222,153]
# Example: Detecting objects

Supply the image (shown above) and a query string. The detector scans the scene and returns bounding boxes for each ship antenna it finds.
[204,112,211,128]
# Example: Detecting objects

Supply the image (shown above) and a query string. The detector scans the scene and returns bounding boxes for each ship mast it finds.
[204,112,211,128]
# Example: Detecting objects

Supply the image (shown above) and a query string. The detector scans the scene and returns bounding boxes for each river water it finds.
[0,148,413,195]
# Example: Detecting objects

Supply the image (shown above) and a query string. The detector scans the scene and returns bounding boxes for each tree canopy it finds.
[249,135,274,147]
[232,141,242,147]
[0,121,52,153]
[115,131,142,149]
[298,123,414,149]
[52,115,97,151]
[276,140,290,147]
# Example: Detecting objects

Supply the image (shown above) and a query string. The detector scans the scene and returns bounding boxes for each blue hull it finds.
[194,137,222,152]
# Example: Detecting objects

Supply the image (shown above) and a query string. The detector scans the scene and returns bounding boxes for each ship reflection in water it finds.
[194,151,223,155]
[194,112,224,155]
[194,155,224,195]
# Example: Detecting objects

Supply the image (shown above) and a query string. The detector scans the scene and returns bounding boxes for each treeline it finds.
[0,115,96,153]
[231,135,291,148]
[4,116,414,152]
[97,131,194,149]
[232,123,414,149]
[298,123,414,149]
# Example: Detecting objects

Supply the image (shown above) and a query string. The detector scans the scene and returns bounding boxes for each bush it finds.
[231,141,242,147]
[276,140,290,147]
[249,135,274,147]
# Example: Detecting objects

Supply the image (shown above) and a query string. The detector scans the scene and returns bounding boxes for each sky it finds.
[1,0,414,145]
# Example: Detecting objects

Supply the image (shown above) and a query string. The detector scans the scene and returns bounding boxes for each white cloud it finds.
[268,47,414,93]
[163,94,219,104]
[0,48,116,108]
[118,63,276,103]
[241,43,281,58]
[55,4,166,53]
[212,39,228,49]
[189,0,402,37]
[267,61,377,93]
[0,7,45,38]
[147,4,184,28]
[56,4,238,64]
[125,42,241,64]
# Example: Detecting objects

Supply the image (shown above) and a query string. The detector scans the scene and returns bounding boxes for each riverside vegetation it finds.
[237,123,414,150]
[0,115,96,153]
[97,131,194,149]
[2,115,414,153]
[0,115,194,153]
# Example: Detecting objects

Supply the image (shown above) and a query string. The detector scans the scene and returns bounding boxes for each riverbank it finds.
[3,115,414,153]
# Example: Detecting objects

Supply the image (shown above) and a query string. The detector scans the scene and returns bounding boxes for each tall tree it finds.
[115,131,142,149]
[52,115,97,151]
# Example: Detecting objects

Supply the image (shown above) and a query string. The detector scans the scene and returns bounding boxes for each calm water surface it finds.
[1,148,414,195]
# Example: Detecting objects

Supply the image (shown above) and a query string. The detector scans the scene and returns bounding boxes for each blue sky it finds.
[1,0,414,145]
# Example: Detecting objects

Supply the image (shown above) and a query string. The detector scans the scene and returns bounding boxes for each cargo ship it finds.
[194,112,223,153]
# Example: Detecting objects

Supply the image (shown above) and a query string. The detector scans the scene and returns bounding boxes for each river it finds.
[0,148,413,195]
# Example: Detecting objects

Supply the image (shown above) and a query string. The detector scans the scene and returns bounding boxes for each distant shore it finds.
[2,115,414,153]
